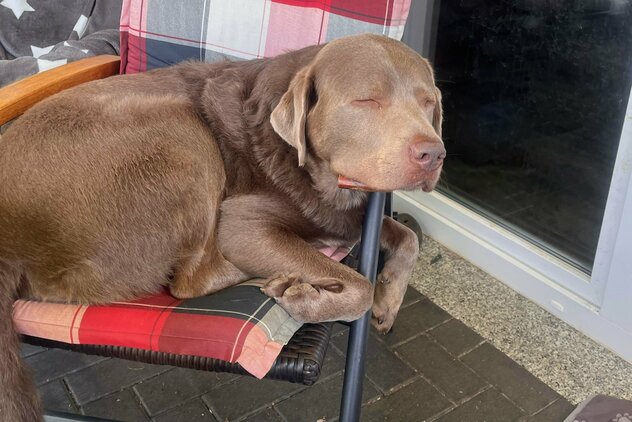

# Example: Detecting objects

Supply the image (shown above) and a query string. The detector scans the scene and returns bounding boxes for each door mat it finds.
[564,394,632,422]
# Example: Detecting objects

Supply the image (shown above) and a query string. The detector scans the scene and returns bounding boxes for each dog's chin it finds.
[337,177,438,193]
[419,180,437,192]
[337,166,442,193]
[402,168,442,192]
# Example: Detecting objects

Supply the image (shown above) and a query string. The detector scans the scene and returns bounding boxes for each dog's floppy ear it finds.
[433,87,443,138]
[270,66,313,167]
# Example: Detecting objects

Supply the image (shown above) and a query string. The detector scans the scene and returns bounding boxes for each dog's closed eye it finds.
[352,98,381,109]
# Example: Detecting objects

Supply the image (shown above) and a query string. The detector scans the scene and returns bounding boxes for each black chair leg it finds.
[339,192,386,422]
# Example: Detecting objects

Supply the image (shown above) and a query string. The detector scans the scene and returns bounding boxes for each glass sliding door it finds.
[418,1,632,272]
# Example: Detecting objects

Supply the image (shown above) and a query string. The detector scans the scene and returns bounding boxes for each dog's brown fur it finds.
[0,34,443,420]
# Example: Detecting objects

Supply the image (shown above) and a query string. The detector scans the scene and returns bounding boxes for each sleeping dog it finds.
[0,34,444,420]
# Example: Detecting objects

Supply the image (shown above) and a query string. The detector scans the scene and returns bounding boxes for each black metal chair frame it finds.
[339,191,389,421]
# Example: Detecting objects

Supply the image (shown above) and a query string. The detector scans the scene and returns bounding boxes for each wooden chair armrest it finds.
[0,55,120,125]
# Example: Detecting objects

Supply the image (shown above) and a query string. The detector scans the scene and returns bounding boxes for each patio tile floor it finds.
[25,285,573,421]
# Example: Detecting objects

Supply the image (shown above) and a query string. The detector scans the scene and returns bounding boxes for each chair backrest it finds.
[119,0,412,74]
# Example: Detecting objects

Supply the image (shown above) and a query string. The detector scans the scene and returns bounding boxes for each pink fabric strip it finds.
[237,324,284,379]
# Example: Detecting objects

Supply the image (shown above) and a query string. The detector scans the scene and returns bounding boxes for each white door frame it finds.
[398,1,632,362]
[594,93,632,330]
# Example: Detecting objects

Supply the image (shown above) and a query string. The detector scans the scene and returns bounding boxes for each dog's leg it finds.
[218,196,373,322]
[372,217,420,333]
[0,262,43,422]
[170,243,247,299]
[169,206,248,299]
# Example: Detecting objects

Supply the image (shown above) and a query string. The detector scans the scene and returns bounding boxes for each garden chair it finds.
[1,1,415,420]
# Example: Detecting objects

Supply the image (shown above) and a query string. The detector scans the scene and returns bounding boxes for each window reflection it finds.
[432,1,632,271]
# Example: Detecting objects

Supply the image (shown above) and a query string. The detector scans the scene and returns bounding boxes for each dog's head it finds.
[271,34,444,192]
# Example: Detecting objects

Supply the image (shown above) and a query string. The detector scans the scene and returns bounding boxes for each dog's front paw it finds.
[274,282,321,323]
[377,257,410,286]
[261,273,302,298]
[276,282,320,305]
[371,297,396,334]
[371,261,412,334]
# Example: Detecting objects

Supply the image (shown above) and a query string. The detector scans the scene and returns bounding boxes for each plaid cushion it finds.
[14,246,350,378]
[119,0,412,73]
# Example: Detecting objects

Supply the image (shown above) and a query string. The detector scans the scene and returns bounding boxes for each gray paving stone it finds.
[436,388,525,422]
[521,398,575,422]
[361,377,451,421]
[462,343,562,414]
[331,322,349,338]
[429,318,484,357]
[242,407,285,422]
[274,372,379,422]
[318,343,346,380]
[25,349,106,385]
[81,389,149,422]
[135,367,236,416]
[396,334,487,401]
[65,358,171,405]
[203,375,304,421]
[375,299,451,347]
[332,332,416,393]
[39,380,79,414]
[152,399,215,422]
[401,286,425,308]
[21,342,46,358]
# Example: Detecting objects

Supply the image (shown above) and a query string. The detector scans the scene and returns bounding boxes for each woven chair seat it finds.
[23,322,332,386]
